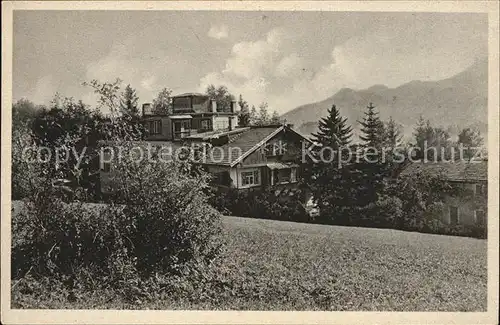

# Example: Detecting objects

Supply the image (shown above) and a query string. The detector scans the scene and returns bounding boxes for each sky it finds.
[13,11,487,114]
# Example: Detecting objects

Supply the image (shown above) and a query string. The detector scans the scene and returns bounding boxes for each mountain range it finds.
[282,58,488,142]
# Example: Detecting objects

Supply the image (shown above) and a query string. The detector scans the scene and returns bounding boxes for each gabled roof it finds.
[399,160,488,182]
[186,127,250,140]
[202,125,312,167]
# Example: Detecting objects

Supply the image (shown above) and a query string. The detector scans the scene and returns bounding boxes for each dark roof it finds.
[201,125,313,167]
[173,92,208,98]
[399,161,487,182]
[186,127,250,140]
[203,126,282,166]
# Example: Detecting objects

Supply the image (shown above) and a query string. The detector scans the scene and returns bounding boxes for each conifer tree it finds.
[359,103,384,149]
[270,110,281,125]
[120,84,140,119]
[383,116,402,148]
[311,104,352,149]
[257,102,270,126]
[237,94,251,127]
[249,105,257,126]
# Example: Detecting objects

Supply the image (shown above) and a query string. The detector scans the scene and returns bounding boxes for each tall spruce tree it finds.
[383,116,402,148]
[355,103,389,210]
[311,104,352,149]
[305,104,355,225]
[270,110,281,125]
[359,103,384,148]
[120,84,140,119]
[237,94,251,127]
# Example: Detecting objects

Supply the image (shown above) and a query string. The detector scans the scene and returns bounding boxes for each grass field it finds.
[11,210,487,311]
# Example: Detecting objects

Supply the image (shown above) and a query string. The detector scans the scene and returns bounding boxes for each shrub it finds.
[12,140,225,302]
[210,187,309,223]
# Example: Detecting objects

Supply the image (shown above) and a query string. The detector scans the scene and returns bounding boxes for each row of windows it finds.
[240,167,298,187]
[449,206,486,225]
[146,120,162,135]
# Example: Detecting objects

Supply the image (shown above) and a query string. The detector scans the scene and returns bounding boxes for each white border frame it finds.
[1,1,499,324]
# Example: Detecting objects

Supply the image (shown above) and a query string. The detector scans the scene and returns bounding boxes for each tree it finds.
[84,79,144,141]
[359,103,385,149]
[152,87,173,115]
[250,105,258,126]
[120,84,140,119]
[237,94,251,127]
[30,95,107,199]
[205,85,235,112]
[256,102,270,126]
[383,116,402,148]
[413,116,452,161]
[311,104,352,149]
[12,98,41,131]
[270,110,281,125]
[457,127,484,160]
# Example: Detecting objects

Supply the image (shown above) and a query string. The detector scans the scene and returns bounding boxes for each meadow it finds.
[12,209,487,311]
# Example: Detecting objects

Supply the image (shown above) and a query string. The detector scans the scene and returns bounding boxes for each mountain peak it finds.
[364,84,389,92]
[284,62,487,139]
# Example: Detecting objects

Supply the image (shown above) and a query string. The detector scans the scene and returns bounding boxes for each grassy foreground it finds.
[12,214,487,311]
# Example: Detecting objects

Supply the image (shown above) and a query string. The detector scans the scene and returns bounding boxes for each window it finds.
[475,184,487,196]
[277,168,291,183]
[148,120,161,135]
[241,169,260,187]
[215,119,229,130]
[267,141,286,156]
[474,210,486,225]
[201,120,210,130]
[290,167,297,183]
[271,167,298,185]
[449,206,459,225]
[101,162,111,173]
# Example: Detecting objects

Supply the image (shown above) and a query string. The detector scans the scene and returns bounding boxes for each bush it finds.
[210,187,310,223]
[12,141,225,302]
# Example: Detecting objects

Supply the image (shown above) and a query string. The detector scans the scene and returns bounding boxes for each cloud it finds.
[31,75,57,105]
[199,22,484,115]
[208,24,229,40]
[83,40,194,111]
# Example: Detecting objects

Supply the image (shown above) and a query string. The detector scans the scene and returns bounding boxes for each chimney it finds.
[286,123,294,129]
[230,100,237,113]
[142,103,152,116]
[211,99,217,113]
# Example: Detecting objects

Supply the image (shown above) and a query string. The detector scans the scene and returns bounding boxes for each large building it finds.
[100,92,313,203]
[142,93,239,141]
[399,160,488,227]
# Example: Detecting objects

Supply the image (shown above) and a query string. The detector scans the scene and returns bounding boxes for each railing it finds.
[173,131,191,140]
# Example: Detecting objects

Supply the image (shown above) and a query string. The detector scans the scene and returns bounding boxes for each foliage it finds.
[413,116,452,161]
[383,116,403,148]
[249,105,257,125]
[205,85,235,112]
[12,215,487,310]
[84,79,144,141]
[311,104,353,149]
[255,102,270,126]
[106,141,225,276]
[237,94,251,127]
[457,127,483,160]
[12,98,42,131]
[152,87,173,115]
[120,84,140,119]
[359,103,385,148]
[210,187,310,223]
[270,110,281,125]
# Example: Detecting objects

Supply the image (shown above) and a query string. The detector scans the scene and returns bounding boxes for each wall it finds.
[440,182,487,226]
[143,116,172,141]
[242,131,305,166]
